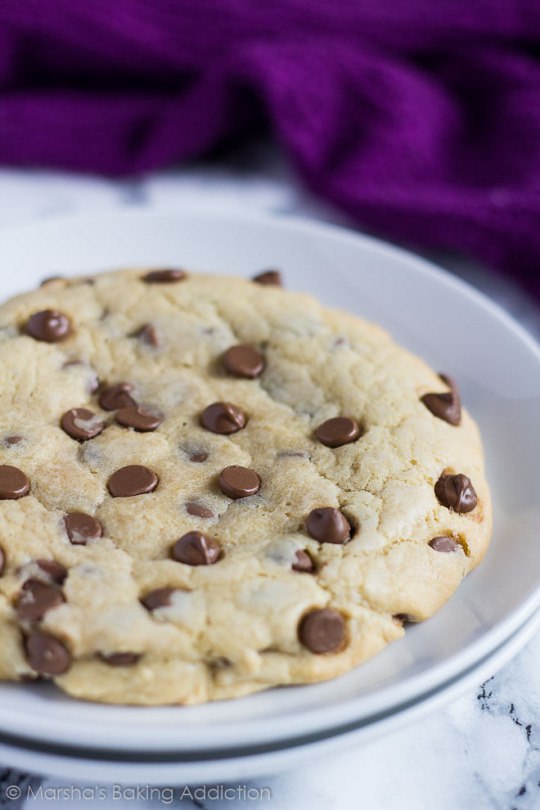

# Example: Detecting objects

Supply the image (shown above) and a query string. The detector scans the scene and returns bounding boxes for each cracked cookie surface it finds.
[0,269,491,704]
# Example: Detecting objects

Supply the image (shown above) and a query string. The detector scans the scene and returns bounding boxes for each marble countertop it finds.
[0,152,538,810]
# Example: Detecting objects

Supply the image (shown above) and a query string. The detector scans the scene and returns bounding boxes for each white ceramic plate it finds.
[0,209,538,755]
[0,609,537,785]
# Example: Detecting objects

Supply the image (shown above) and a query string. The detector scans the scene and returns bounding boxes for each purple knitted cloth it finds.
[1,1,540,300]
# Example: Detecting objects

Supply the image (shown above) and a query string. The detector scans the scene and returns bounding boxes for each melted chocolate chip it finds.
[171,531,221,566]
[278,449,311,459]
[4,435,23,446]
[299,608,346,654]
[315,417,361,448]
[99,652,141,667]
[64,512,103,545]
[435,473,477,513]
[292,550,315,573]
[306,507,351,544]
[186,502,214,519]
[40,276,63,287]
[115,405,162,432]
[252,270,282,286]
[61,408,105,441]
[25,309,72,343]
[429,536,459,552]
[0,465,30,500]
[98,382,137,411]
[135,323,160,348]
[144,269,186,283]
[15,579,65,622]
[188,450,208,463]
[201,402,247,434]
[140,587,177,611]
[210,656,231,670]
[332,336,348,350]
[222,345,265,379]
[107,465,158,498]
[393,613,418,624]
[218,466,261,499]
[421,374,461,426]
[0,547,5,576]
[36,560,68,584]
[25,630,72,675]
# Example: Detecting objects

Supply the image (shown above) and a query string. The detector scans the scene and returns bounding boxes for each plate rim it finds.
[2,205,539,359]
[0,608,536,785]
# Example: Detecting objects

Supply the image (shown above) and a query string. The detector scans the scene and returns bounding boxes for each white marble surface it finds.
[0,152,539,810]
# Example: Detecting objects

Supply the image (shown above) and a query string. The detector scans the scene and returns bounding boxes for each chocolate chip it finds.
[315,417,361,448]
[0,547,5,576]
[188,451,208,463]
[99,652,141,667]
[115,405,163,432]
[144,269,186,283]
[252,270,282,286]
[186,502,214,519]
[299,608,346,654]
[61,408,105,441]
[292,550,315,573]
[98,382,137,411]
[40,275,63,287]
[429,535,459,552]
[201,402,247,434]
[421,392,460,425]
[306,507,351,544]
[107,465,158,498]
[140,587,177,611]
[4,435,23,446]
[135,323,160,348]
[25,310,72,343]
[393,613,417,624]
[171,531,221,566]
[0,465,30,500]
[25,630,71,675]
[15,579,65,622]
[64,512,103,545]
[421,374,461,426]
[435,473,477,513]
[36,560,68,584]
[218,466,261,499]
[222,345,265,379]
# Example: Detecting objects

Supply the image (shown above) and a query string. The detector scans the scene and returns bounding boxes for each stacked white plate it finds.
[0,210,538,783]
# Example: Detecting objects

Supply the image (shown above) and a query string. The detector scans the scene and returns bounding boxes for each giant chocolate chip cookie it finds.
[0,268,491,704]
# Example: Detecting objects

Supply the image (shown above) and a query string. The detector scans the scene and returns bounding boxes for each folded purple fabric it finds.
[1,1,540,300]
